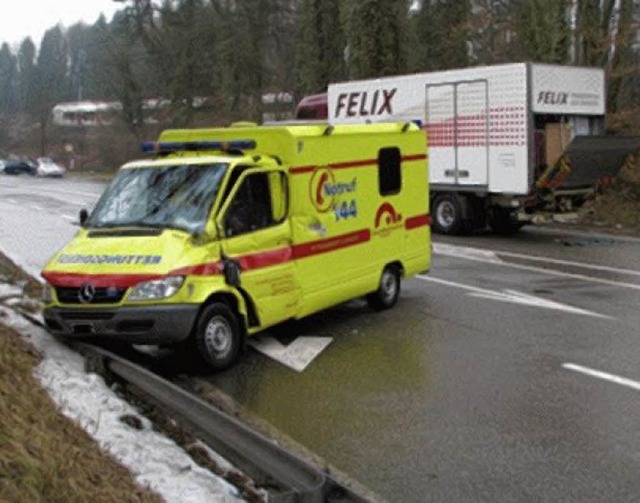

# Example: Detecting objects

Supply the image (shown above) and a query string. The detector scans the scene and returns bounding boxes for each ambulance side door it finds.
[217,168,299,328]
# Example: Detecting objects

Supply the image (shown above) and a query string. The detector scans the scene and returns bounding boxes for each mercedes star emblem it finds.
[78,283,96,304]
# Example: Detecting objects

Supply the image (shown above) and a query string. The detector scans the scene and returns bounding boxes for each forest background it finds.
[0,0,638,170]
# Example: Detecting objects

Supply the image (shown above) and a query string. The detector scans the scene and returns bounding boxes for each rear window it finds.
[378,147,401,195]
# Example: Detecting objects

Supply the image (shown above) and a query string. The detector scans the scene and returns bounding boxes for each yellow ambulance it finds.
[41,123,431,369]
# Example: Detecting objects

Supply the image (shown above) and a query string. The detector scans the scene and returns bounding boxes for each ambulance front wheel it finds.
[194,303,242,370]
[367,266,401,311]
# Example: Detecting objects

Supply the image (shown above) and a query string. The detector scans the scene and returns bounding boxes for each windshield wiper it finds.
[90,221,200,236]
[88,221,164,230]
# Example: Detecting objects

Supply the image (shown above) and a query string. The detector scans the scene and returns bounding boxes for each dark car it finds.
[3,159,37,175]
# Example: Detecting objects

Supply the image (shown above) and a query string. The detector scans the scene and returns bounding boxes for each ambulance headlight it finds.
[128,276,185,301]
[43,285,54,304]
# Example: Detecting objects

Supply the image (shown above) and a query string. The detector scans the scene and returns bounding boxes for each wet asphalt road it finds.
[0,173,103,275]
[3,174,640,502]
[213,231,640,501]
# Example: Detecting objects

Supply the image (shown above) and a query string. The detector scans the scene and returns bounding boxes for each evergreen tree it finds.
[345,0,410,79]
[296,0,346,95]
[468,0,518,64]
[514,0,569,64]
[35,26,71,153]
[0,43,18,114]
[574,0,617,67]
[411,0,471,72]
[214,0,298,121]
[101,9,148,138]
[605,0,636,118]
[17,38,37,116]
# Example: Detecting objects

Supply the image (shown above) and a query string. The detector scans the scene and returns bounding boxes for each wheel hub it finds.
[381,271,398,303]
[204,316,232,358]
[437,200,455,228]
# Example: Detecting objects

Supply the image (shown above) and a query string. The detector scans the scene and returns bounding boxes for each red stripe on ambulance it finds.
[404,213,431,229]
[43,219,426,288]
[237,246,293,270]
[292,229,371,259]
[41,271,164,288]
[289,153,427,175]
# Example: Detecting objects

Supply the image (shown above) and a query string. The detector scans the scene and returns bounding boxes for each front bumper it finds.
[43,304,200,344]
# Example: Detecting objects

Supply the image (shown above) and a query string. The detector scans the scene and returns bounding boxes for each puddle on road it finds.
[206,300,436,497]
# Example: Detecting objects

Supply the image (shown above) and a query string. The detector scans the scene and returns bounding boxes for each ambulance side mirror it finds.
[78,208,89,227]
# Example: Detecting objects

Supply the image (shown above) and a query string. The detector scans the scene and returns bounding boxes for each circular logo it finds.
[309,167,335,213]
[78,283,96,304]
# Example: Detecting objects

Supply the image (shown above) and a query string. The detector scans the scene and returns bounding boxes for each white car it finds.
[36,157,65,177]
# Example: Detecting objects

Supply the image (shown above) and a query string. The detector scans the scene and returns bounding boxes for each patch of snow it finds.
[0,305,244,502]
[0,178,247,501]
[0,283,23,297]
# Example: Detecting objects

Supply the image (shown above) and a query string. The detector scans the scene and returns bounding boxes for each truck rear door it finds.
[426,80,488,187]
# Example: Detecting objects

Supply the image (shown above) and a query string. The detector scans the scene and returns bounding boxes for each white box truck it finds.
[303,63,640,234]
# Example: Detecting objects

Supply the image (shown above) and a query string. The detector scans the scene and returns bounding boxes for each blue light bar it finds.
[141,140,256,154]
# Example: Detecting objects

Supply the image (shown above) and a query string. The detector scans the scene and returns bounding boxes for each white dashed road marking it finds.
[417,275,611,318]
[563,363,640,392]
[433,243,640,292]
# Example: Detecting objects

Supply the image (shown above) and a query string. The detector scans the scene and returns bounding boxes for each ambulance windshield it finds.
[88,163,227,235]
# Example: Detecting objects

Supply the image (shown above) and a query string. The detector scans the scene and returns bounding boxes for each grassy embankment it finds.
[0,253,162,502]
[578,154,640,234]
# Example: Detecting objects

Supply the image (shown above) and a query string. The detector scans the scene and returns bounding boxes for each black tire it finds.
[432,193,465,235]
[193,303,242,370]
[463,195,487,234]
[366,266,401,311]
[487,207,526,235]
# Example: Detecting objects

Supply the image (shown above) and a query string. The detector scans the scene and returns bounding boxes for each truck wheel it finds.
[366,266,401,311]
[488,207,526,235]
[193,303,242,370]
[432,193,465,235]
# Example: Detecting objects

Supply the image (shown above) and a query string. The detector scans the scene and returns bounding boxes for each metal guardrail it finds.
[6,305,374,502]
[72,341,371,503]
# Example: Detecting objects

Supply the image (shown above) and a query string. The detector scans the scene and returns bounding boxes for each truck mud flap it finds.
[537,135,640,190]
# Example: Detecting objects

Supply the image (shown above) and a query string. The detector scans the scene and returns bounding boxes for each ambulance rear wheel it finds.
[194,303,241,370]
[367,266,401,311]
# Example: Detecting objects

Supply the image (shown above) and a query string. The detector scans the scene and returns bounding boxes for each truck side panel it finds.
[531,64,605,116]
[328,63,531,195]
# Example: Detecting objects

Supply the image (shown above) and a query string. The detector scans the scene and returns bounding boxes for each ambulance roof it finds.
[146,122,422,167]
[158,122,418,142]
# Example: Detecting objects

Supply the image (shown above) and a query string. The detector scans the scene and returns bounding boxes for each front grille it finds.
[56,287,127,305]
[59,311,115,321]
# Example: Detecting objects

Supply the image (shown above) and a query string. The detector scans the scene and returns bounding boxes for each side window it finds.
[224,172,285,237]
[378,147,401,196]
[220,165,251,206]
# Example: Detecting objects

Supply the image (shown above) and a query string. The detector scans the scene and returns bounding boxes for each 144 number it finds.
[333,200,357,221]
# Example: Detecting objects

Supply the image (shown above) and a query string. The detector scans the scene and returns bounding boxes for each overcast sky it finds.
[2,0,122,48]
